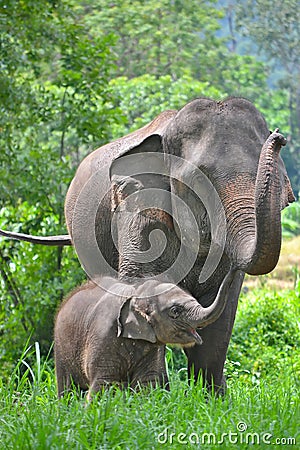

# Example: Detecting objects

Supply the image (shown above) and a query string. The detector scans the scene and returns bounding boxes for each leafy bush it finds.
[109,74,225,139]
[163,282,300,387]
[282,199,300,238]
[227,284,300,383]
[0,204,86,375]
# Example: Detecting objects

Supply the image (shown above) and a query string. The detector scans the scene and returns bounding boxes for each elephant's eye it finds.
[169,305,183,319]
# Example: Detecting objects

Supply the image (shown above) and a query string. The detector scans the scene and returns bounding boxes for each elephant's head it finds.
[117,269,236,346]
[111,97,295,278]
[162,98,295,275]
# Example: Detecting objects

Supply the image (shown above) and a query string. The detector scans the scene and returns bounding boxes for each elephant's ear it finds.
[110,133,174,227]
[110,134,166,181]
[110,109,176,165]
[109,108,177,183]
[117,297,156,343]
[110,105,177,181]
[65,110,176,234]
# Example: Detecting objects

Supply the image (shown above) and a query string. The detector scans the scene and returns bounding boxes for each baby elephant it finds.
[54,273,235,399]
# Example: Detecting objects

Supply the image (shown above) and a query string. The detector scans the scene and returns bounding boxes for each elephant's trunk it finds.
[189,268,237,329]
[227,130,288,275]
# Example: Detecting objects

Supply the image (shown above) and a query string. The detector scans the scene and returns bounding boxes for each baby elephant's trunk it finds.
[191,268,237,329]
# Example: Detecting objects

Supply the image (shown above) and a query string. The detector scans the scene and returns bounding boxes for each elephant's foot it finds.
[131,372,170,392]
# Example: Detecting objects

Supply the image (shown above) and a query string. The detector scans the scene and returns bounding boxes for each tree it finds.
[76,0,273,116]
[234,0,300,194]
[0,0,121,371]
[108,75,224,138]
[77,0,225,80]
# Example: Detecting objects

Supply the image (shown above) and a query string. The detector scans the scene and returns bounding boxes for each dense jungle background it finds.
[0,1,299,447]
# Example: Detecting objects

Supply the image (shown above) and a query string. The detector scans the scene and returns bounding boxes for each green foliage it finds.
[78,0,273,101]
[281,200,300,238]
[0,1,122,370]
[235,0,300,195]
[228,286,300,383]
[0,205,85,369]
[109,61,272,138]
[109,75,225,137]
[210,53,269,99]
[78,0,224,80]
[235,0,300,73]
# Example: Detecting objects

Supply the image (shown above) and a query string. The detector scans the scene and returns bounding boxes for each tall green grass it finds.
[0,285,299,449]
[0,362,298,449]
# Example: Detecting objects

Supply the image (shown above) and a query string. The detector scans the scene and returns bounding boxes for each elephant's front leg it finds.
[131,346,170,391]
[86,379,124,402]
[184,270,244,394]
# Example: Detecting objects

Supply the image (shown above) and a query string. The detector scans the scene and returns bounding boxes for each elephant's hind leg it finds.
[55,362,72,398]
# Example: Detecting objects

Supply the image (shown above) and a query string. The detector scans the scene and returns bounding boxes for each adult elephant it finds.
[0,97,295,390]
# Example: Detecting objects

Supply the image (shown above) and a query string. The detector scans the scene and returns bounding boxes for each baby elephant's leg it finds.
[86,378,123,402]
[55,353,72,398]
[131,346,169,390]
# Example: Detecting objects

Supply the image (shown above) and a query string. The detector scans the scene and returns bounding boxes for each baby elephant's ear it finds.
[117,297,156,343]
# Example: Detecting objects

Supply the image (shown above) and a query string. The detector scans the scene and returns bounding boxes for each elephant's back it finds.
[67,109,176,196]
[64,109,176,272]
[83,109,176,169]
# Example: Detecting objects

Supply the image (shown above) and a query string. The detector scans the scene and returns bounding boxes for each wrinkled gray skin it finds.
[65,97,294,391]
[54,273,236,399]
[1,98,295,391]
[112,175,243,394]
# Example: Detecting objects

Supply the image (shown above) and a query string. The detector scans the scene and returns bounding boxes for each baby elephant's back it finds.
[57,285,108,342]
[55,283,125,356]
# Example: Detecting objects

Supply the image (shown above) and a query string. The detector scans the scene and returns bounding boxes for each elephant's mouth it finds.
[190,329,203,345]
[181,329,203,347]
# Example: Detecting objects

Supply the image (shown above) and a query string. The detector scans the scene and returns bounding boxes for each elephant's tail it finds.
[0,228,72,246]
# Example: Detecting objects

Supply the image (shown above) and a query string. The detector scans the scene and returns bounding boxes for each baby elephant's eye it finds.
[169,305,183,319]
